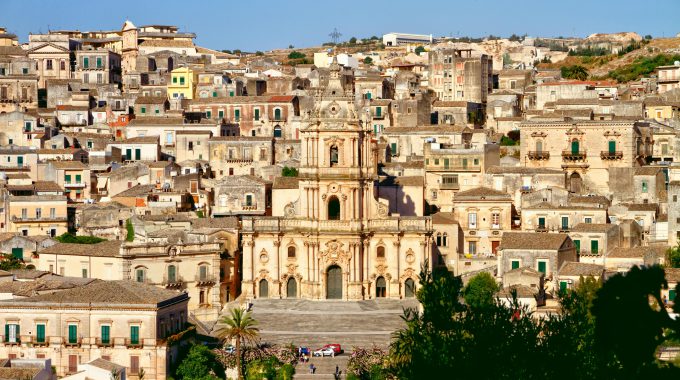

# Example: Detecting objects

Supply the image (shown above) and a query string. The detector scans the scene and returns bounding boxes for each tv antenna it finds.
[329,28,342,44]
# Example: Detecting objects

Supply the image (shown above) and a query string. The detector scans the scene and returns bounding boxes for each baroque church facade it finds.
[241,60,433,300]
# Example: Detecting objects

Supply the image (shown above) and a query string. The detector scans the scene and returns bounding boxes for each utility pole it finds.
[329,28,342,45]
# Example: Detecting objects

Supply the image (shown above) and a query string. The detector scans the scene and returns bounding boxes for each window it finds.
[68,324,78,344]
[172,76,177,84]
[130,356,140,374]
[97,73,102,84]
[608,140,616,154]
[468,241,477,255]
[330,145,339,166]
[641,181,648,193]
[574,239,581,253]
[591,240,599,254]
[130,325,140,345]
[83,73,89,83]
[442,233,448,247]
[101,325,110,344]
[212,91,217,97]
[36,323,46,343]
[561,216,569,230]
[468,213,477,229]
[390,142,398,156]
[136,268,145,283]
[5,323,19,343]
[235,109,240,121]
[22,67,28,75]
[287,246,296,258]
[538,261,547,274]
[36,208,42,219]
[584,217,592,224]
[75,174,81,183]
[46,59,53,70]
[206,110,212,119]
[491,213,500,229]
[377,246,385,258]
[274,108,282,121]
[167,265,177,283]
[141,107,146,114]
[82,268,87,278]
[375,107,382,117]
[60,60,65,70]
[218,110,224,119]
[538,217,546,229]
[21,208,27,219]
[245,194,253,206]
[179,76,185,85]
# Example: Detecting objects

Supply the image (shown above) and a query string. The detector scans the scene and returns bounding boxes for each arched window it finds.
[535,140,543,152]
[571,139,580,154]
[135,268,146,283]
[273,126,282,138]
[377,246,385,258]
[328,196,340,220]
[274,108,282,121]
[167,265,176,283]
[608,140,616,154]
[376,276,386,298]
[287,246,296,258]
[198,264,208,281]
[436,233,442,247]
[442,233,448,247]
[330,145,339,166]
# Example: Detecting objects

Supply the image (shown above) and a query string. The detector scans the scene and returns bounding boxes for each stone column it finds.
[274,239,281,299]
[393,238,401,299]
[363,240,371,299]
[242,239,255,298]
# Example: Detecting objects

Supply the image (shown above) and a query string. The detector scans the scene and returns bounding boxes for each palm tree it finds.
[215,307,259,380]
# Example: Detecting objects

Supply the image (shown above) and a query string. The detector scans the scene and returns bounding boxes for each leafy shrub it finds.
[56,233,106,244]
[281,166,298,177]
[287,51,306,60]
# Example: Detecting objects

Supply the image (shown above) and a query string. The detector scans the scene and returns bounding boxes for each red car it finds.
[323,344,343,354]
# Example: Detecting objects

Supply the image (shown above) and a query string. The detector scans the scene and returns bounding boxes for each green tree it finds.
[288,51,306,60]
[288,44,294,49]
[463,272,499,309]
[215,308,260,380]
[55,233,106,244]
[667,243,680,268]
[414,46,425,55]
[363,56,373,65]
[281,166,298,177]
[561,65,589,80]
[125,219,134,242]
[255,51,264,56]
[0,254,24,271]
[349,37,357,44]
[176,344,225,380]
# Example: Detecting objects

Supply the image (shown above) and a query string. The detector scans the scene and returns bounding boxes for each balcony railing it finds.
[195,274,217,286]
[162,275,185,289]
[64,182,87,188]
[536,226,548,232]
[562,150,587,161]
[31,337,49,347]
[125,338,143,348]
[3,339,20,346]
[600,151,623,160]
[440,183,460,190]
[64,338,82,347]
[95,338,113,347]
[527,151,550,160]
[12,216,68,223]
[520,186,533,193]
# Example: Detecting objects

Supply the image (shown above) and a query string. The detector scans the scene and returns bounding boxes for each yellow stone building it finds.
[167,67,197,100]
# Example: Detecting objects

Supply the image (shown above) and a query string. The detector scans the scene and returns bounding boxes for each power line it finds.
[329,28,342,44]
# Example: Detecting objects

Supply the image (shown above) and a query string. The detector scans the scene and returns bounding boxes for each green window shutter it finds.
[254,109,260,120]
[135,149,141,160]
[101,325,110,344]
[391,143,397,155]
[130,326,139,344]
[366,92,372,100]
[206,110,211,119]
[462,158,468,168]
[538,261,547,274]
[538,217,545,227]
[75,174,81,183]
[126,149,132,160]
[24,122,31,132]
[155,108,159,114]
[96,57,102,68]
[574,240,580,252]
[11,248,22,260]
[229,91,234,97]
[218,110,224,118]
[83,57,89,68]
[608,140,616,153]
[4,324,8,342]
[65,174,71,183]
[571,140,579,154]
[36,324,45,343]
[68,325,77,344]
[172,76,177,84]
[642,182,648,193]
[235,109,240,121]
[376,107,381,117]
[670,289,677,301]
[141,107,146,114]
[444,158,450,168]
[591,240,599,254]
[212,91,217,97]
[560,281,568,292]
[180,76,185,85]
[561,216,569,229]
[511,260,520,269]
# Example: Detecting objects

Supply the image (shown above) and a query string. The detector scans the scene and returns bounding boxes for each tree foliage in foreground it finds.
[175,344,225,380]
[387,264,680,379]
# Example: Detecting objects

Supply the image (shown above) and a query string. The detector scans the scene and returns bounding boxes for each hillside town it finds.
[0,18,679,379]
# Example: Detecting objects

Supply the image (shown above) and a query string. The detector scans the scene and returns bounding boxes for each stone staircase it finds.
[294,355,349,379]
[239,298,418,349]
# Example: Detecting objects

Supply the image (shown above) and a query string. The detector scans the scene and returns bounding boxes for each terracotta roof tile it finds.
[499,232,569,251]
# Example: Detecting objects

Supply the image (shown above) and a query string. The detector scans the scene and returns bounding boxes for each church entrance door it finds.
[326,265,342,299]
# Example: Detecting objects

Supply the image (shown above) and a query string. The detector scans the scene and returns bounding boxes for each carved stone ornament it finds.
[284,199,298,218]
[405,248,416,264]
[259,249,269,264]
[374,200,388,218]
[320,240,349,265]
[168,246,179,257]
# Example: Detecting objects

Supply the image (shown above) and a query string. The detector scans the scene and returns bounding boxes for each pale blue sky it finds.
[4,0,680,51]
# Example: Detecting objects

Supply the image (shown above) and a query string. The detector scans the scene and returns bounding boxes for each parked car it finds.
[313,347,335,357]
[323,343,343,354]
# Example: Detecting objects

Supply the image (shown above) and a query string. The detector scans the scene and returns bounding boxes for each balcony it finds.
[600,151,623,160]
[3,339,20,346]
[520,186,533,194]
[527,151,550,160]
[162,275,185,289]
[440,182,460,190]
[372,112,385,119]
[28,336,49,347]
[64,338,82,348]
[12,216,68,223]
[271,117,287,122]
[561,150,587,161]
[536,226,548,232]
[64,182,87,188]
[125,338,143,348]
[195,274,217,286]
[95,338,113,347]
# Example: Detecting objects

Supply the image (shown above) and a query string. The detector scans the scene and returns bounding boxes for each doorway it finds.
[326,265,342,299]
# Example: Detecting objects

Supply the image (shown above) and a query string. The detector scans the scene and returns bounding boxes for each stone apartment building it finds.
[497,232,577,282]
[0,48,39,111]
[656,63,680,94]
[0,280,189,379]
[26,33,73,88]
[428,48,493,104]
[519,120,647,194]
[208,136,274,179]
[74,48,122,85]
